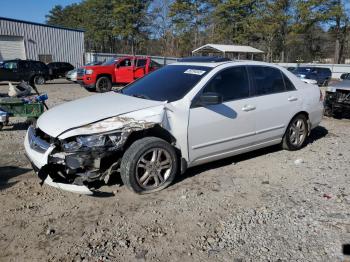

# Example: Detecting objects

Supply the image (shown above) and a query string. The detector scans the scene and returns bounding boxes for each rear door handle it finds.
[288,97,298,102]
[242,105,256,112]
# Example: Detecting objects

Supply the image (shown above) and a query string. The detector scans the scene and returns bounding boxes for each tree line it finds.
[46,0,349,63]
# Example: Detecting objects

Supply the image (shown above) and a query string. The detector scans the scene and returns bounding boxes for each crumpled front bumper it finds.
[24,127,93,195]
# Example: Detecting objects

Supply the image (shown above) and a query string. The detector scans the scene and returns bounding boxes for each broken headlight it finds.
[62,133,123,152]
[62,135,107,152]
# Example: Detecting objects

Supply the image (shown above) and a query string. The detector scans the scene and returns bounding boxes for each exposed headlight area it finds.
[43,132,126,186]
[85,69,94,75]
[61,133,123,152]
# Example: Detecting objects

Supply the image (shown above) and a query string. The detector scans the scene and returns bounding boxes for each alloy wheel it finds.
[136,148,172,190]
[289,119,307,147]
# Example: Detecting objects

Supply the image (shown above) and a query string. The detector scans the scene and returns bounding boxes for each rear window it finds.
[120,65,211,102]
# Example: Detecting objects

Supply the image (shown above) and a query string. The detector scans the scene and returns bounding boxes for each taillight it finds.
[319,89,324,102]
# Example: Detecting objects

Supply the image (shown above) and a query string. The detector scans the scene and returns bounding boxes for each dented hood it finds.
[37,92,164,137]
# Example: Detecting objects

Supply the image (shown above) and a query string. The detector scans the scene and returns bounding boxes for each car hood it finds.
[327,80,350,92]
[83,65,111,71]
[37,92,164,137]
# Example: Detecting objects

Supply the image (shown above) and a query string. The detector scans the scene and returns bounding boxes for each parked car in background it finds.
[340,73,350,80]
[324,79,350,118]
[25,58,323,195]
[66,69,78,82]
[47,62,74,79]
[77,56,162,92]
[0,59,49,85]
[290,67,331,86]
[66,62,103,82]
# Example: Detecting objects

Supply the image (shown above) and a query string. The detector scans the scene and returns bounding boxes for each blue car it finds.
[291,67,332,86]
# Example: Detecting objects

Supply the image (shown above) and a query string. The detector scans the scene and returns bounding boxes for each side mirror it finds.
[116,64,120,69]
[194,92,223,107]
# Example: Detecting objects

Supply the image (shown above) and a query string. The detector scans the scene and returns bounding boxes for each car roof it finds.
[171,60,283,68]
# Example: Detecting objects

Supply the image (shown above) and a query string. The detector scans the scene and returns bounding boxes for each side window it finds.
[203,66,250,102]
[250,66,286,95]
[119,59,132,67]
[136,59,147,67]
[282,73,296,91]
[3,61,17,70]
[19,61,30,69]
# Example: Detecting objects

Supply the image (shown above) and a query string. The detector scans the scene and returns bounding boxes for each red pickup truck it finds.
[77,56,161,92]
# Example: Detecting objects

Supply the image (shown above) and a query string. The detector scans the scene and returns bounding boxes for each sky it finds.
[0,0,82,24]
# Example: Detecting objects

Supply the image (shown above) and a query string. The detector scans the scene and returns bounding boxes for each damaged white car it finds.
[24,58,324,194]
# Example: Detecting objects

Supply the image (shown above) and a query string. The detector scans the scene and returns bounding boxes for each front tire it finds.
[96,76,112,93]
[120,137,178,194]
[282,114,309,151]
[33,75,45,85]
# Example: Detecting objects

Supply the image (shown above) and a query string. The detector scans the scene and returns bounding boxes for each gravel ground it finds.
[0,80,349,262]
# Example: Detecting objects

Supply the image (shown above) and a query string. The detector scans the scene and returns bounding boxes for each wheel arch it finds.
[123,125,187,173]
[96,74,112,82]
[289,111,311,134]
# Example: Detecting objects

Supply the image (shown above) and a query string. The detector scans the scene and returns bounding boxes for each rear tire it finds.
[282,114,309,151]
[120,137,178,194]
[96,76,112,93]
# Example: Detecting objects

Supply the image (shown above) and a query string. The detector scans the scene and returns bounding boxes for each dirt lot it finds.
[0,80,349,262]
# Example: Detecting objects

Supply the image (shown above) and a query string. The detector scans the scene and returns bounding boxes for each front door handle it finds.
[288,97,298,102]
[242,105,256,112]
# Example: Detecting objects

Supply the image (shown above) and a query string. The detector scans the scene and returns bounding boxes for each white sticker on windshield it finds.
[184,69,206,75]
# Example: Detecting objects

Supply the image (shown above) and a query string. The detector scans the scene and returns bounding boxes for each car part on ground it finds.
[24,59,323,194]
[324,80,350,118]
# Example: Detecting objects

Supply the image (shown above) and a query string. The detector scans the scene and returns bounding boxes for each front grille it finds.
[77,68,85,78]
[336,90,350,104]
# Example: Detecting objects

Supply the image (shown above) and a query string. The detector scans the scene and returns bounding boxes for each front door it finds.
[0,61,18,81]
[115,58,134,83]
[188,66,257,165]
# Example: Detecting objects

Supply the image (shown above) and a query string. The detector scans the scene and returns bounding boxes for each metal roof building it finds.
[0,17,84,67]
[192,44,264,59]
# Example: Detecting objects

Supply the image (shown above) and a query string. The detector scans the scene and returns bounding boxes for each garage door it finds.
[0,35,26,61]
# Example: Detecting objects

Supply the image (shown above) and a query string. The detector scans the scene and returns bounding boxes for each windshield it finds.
[101,57,118,66]
[120,65,212,102]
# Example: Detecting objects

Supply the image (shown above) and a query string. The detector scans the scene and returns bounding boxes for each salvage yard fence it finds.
[85,52,350,79]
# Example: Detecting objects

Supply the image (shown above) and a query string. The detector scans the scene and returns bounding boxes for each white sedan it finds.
[24,57,324,194]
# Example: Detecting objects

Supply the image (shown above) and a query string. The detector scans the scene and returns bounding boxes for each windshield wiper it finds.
[131,94,150,100]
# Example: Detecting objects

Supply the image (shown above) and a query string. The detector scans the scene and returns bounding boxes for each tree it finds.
[112,0,152,54]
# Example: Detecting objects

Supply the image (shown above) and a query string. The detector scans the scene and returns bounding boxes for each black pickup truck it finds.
[0,59,50,85]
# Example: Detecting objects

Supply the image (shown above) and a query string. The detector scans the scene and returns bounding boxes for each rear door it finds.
[248,66,302,143]
[188,66,257,164]
[115,58,134,83]
[134,58,148,79]
[17,60,31,81]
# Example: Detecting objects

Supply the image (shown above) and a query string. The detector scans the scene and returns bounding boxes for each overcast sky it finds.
[0,0,81,24]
